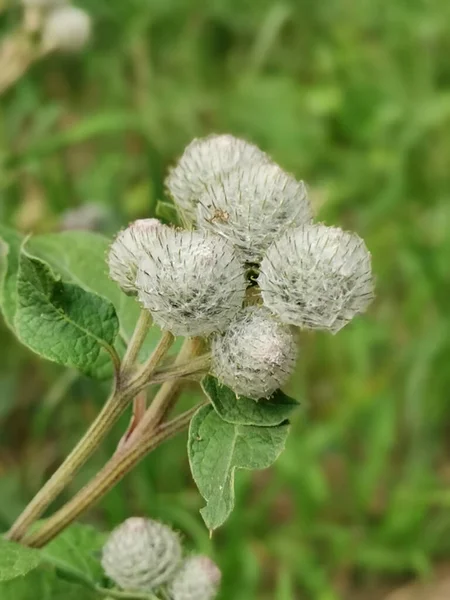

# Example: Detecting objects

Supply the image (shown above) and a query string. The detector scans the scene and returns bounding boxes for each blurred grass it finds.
[1,0,450,598]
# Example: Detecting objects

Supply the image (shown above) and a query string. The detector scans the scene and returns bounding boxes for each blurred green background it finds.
[1,0,450,598]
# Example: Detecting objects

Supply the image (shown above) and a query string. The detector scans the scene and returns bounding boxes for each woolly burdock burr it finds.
[168,555,222,600]
[211,306,298,400]
[165,134,269,222]
[135,229,246,337]
[101,517,182,592]
[108,218,164,295]
[259,224,374,333]
[42,5,92,52]
[197,162,312,262]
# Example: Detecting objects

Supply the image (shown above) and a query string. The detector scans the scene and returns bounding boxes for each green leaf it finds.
[0,568,98,600]
[202,375,300,426]
[0,538,41,582]
[41,523,106,586]
[188,405,290,531]
[0,224,24,329]
[28,231,159,356]
[28,231,136,340]
[14,253,119,378]
[0,227,160,360]
[155,200,180,225]
[0,226,161,365]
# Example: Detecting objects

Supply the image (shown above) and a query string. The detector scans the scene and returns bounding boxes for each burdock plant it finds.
[0,134,374,599]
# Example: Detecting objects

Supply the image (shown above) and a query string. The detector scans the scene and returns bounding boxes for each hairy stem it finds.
[116,390,147,452]
[6,330,173,542]
[24,405,203,548]
[130,331,175,388]
[123,328,174,447]
[120,310,152,376]
[106,345,122,382]
[6,389,130,542]
[131,337,203,438]
[150,353,211,384]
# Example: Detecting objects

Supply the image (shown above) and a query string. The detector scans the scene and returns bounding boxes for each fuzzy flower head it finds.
[259,224,374,333]
[168,556,221,600]
[42,5,92,52]
[135,229,246,336]
[165,134,269,221]
[101,517,182,592]
[211,306,298,399]
[108,218,164,295]
[197,162,312,262]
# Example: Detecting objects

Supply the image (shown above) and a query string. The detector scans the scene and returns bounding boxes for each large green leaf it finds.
[202,376,299,426]
[0,224,24,329]
[188,405,290,531]
[42,524,106,586]
[0,227,160,360]
[0,568,98,600]
[14,253,119,378]
[28,231,158,354]
[0,538,41,582]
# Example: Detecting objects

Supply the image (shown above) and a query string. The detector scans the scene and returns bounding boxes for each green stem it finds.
[130,338,203,438]
[5,388,131,542]
[6,330,173,543]
[105,344,122,382]
[120,310,152,376]
[24,405,203,548]
[150,353,211,384]
[129,331,174,391]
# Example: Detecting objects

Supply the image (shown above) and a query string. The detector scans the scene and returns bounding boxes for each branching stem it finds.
[130,337,203,438]
[6,327,173,543]
[23,405,203,548]
[6,388,129,542]
[149,353,211,384]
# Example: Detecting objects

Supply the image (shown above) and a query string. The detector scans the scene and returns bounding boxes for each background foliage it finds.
[1,0,450,598]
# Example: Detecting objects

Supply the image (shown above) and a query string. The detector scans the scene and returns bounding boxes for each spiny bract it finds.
[108,218,164,295]
[101,517,182,592]
[259,224,374,333]
[211,306,298,399]
[197,161,312,262]
[165,134,269,222]
[135,228,246,336]
[168,555,221,600]
[42,5,92,52]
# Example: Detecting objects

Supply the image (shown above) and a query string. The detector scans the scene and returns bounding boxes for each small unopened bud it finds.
[197,162,312,262]
[259,224,374,333]
[108,219,163,295]
[165,134,269,221]
[211,306,298,399]
[101,517,182,592]
[136,229,246,336]
[169,556,221,600]
[42,5,91,52]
